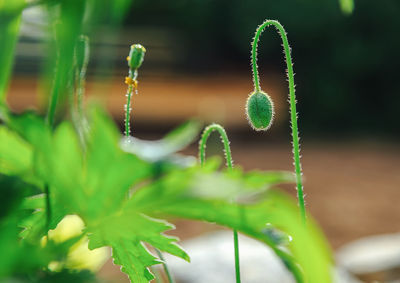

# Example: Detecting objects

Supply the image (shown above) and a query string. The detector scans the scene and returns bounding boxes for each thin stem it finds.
[155,249,175,283]
[251,20,306,224]
[46,75,60,127]
[199,124,233,170]
[233,229,241,283]
[124,70,137,137]
[72,35,90,147]
[45,185,51,233]
[199,123,241,283]
[76,47,89,126]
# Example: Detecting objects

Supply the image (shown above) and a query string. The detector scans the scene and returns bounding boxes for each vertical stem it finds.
[199,124,241,283]
[45,185,51,233]
[251,20,306,224]
[46,74,61,127]
[125,70,137,137]
[0,14,21,106]
[233,229,241,283]
[155,249,175,283]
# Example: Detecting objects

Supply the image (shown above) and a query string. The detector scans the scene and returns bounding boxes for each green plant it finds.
[0,2,334,283]
[249,20,306,224]
[199,123,241,283]
[124,44,146,137]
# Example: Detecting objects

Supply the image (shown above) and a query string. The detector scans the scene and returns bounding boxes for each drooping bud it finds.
[245,90,274,131]
[127,44,146,70]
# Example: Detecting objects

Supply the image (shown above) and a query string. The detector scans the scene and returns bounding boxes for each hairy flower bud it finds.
[245,90,274,131]
[127,44,146,70]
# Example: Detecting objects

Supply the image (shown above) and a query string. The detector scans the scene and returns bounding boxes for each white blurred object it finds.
[337,233,400,275]
[164,231,360,283]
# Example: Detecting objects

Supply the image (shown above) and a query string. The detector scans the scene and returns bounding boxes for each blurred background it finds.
[5,0,400,281]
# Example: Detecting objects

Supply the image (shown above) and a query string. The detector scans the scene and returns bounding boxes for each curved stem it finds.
[251,20,306,224]
[199,124,233,170]
[199,124,241,283]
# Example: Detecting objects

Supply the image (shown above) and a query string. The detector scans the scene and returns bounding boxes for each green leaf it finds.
[190,167,296,202]
[82,107,152,219]
[87,212,189,282]
[6,112,52,188]
[112,241,160,283]
[20,107,151,223]
[0,127,32,176]
[127,167,333,283]
[121,120,202,162]
[0,0,24,105]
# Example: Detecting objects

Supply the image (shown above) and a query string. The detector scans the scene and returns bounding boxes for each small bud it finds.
[127,44,146,70]
[245,90,274,131]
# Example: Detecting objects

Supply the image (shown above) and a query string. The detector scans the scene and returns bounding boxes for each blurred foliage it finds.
[0,106,334,282]
[0,0,336,282]
[128,0,400,137]
[0,0,24,104]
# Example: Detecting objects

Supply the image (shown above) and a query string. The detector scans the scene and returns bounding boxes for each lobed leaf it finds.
[87,212,189,282]
[127,167,333,283]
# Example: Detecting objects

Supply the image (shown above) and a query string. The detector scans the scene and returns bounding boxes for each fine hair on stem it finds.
[251,19,306,224]
[199,123,241,283]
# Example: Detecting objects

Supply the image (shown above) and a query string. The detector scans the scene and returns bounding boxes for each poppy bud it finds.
[127,44,146,70]
[246,90,274,131]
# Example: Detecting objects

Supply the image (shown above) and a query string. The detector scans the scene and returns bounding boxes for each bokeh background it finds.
[6,0,400,280]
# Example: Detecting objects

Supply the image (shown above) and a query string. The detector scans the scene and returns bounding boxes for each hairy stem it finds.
[251,20,306,224]
[124,70,137,137]
[199,124,241,283]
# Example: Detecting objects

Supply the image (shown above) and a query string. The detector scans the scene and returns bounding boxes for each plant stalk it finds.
[199,124,241,283]
[124,69,137,137]
[251,20,306,224]
[155,249,175,283]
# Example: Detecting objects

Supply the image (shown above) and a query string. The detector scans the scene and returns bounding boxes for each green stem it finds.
[233,229,241,283]
[251,20,306,224]
[46,62,61,127]
[72,35,90,147]
[45,185,51,233]
[0,15,21,106]
[199,124,233,170]
[199,123,241,283]
[155,249,175,283]
[125,69,137,137]
[76,68,87,126]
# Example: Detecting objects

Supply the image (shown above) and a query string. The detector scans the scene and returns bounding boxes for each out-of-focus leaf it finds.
[44,0,86,123]
[0,127,32,176]
[88,212,189,282]
[7,112,52,188]
[339,0,354,14]
[0,174,39,220]
[86,0,132,25]
[127,168,333,283]
[121,120,201,162]
[0,0,25,105]
[82,107,152,219]
[0,216,51,278]
[0,175,51,278]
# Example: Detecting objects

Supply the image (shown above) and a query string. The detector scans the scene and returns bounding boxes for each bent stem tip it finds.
[199,123,241,283]
[251,19,306,224]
